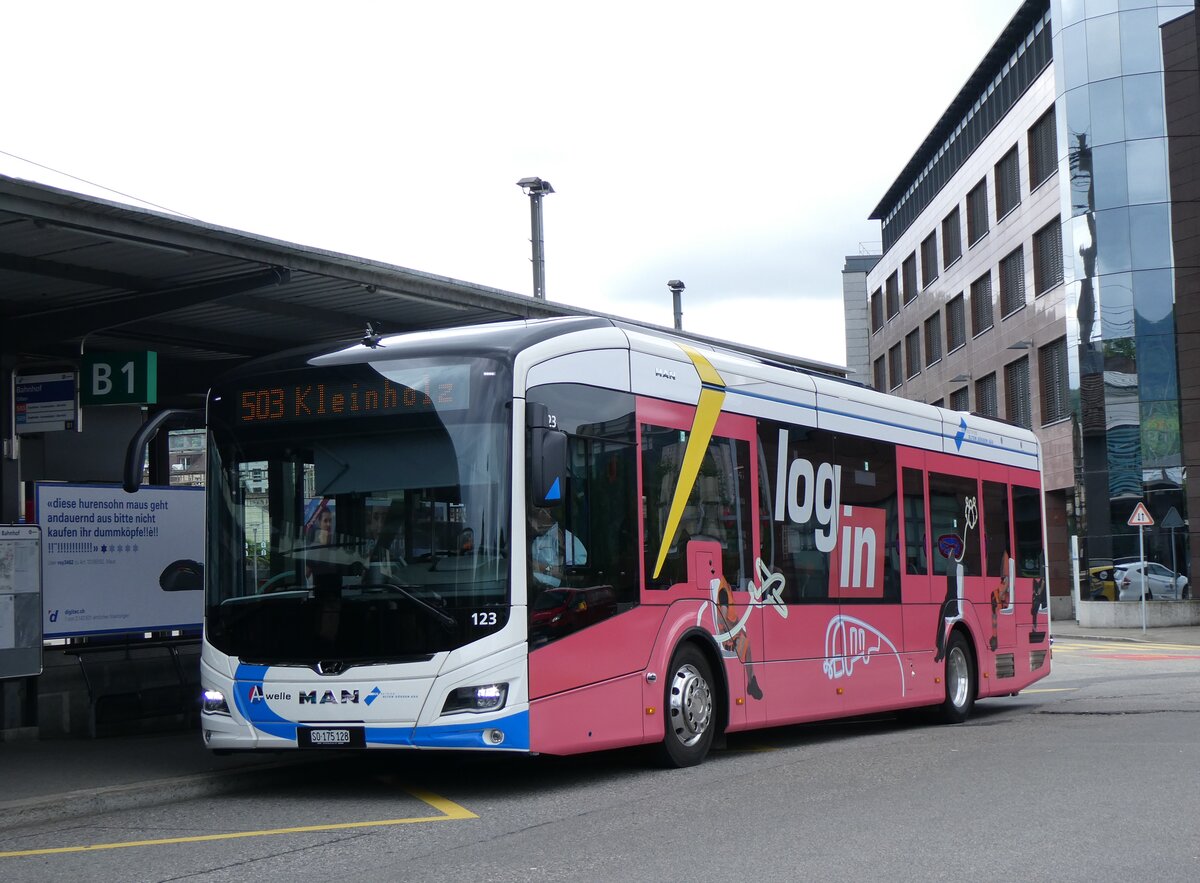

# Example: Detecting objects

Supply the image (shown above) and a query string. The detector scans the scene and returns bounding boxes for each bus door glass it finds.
[828,433,904,714]
[896,451,934,653]
[982,478,1017,651]
[929,467,983,663]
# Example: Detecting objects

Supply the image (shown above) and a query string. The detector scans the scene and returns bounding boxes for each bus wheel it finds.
[658,644,715,768]
[938,632,975,724]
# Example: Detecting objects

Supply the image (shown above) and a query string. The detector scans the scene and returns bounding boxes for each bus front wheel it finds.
[658,644,715,768]
[938,632,976,724]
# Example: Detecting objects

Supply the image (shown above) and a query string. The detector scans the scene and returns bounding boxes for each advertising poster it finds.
[37,483,203,638]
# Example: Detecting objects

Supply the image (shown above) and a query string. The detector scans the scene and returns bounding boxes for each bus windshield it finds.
[205,357,512,666]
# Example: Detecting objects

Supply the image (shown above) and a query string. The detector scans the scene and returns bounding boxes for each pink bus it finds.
[188,318,1051,765]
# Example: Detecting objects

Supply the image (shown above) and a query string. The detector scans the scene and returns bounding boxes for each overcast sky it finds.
[2,1,1022,366]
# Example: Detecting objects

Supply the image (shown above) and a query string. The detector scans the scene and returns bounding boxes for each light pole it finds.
[517,177,554,300]
[667,280,685,330]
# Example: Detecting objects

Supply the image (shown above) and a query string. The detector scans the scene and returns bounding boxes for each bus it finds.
[174,316,1050,766]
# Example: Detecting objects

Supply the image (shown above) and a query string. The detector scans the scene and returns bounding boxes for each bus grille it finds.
[1030,650,1047,671]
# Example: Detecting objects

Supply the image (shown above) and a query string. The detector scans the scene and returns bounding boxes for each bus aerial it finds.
[181,317,1050,766]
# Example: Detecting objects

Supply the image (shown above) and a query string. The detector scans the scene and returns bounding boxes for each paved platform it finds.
[1,618,1196,833]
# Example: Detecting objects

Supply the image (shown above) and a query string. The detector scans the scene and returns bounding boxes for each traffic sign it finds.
[1127,502,1154,527]
[1161,506,1184,530]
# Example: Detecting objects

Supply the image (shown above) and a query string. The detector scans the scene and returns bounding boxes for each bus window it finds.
[1012,485,1044,578]
[832,433,899,603]
[929,472,981,577]
[982,480,1011,578]
[642,425,752,591]
[755,421,834,603]
[902,467,928,576]
[526,384,638,643]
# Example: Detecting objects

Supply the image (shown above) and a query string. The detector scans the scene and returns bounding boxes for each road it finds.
[2,638,1198,882]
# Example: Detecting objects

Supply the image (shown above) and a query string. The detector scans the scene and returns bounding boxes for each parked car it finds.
[1088,557,1143,601]
[1115,562,1190,601]
[1088,563,1118,601]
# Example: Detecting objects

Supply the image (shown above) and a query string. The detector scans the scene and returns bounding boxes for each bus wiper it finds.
[361,579,458,629]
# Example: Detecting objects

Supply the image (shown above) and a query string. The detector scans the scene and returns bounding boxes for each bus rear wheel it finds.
[658,644,715,768]
[938,632,975,724]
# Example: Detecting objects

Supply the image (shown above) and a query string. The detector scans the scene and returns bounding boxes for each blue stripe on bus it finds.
[722,386,1039,462]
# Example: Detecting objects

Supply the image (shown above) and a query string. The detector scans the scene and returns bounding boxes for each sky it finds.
[2,1,1023,367]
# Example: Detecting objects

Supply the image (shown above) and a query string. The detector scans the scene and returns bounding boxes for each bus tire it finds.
[938,631,975,724]
[657,643,716,768]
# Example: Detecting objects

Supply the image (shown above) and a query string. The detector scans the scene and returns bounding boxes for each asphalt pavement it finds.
[0,617,1196,833]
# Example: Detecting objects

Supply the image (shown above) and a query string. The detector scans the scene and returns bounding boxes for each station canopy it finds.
[0,174,844,403]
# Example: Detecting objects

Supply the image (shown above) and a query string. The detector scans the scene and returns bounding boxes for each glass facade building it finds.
[860,0,1200,603]
[1052,0,1195,569]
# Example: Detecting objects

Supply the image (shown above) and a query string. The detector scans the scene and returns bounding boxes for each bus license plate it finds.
[299,727,364,748]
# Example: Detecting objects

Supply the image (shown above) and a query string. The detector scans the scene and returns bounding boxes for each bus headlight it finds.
[202,689,230,715]
[442,683,509,715]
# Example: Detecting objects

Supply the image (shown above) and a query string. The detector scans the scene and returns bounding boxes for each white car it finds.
[1115,562,1190,601]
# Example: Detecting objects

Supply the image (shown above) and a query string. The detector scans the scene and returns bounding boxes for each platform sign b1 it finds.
[81,352,157,406]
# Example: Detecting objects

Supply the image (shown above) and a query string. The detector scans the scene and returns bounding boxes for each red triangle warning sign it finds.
[1127,502,1155,527]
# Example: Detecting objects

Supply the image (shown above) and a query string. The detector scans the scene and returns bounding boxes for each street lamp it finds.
[667,280,685,330]
[517,177,554,300]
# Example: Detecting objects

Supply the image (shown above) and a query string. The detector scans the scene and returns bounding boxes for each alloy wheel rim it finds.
[668,663,712,747]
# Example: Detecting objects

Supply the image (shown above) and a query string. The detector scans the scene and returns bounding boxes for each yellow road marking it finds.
[0,787,476,859]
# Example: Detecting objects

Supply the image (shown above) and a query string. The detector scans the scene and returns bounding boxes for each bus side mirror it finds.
[123,408,205,493]
[530,427,567,507]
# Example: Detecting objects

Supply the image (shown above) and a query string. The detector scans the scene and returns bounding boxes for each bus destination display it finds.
[236,365,470,424]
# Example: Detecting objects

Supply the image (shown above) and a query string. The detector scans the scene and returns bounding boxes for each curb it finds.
[0,759,321,833]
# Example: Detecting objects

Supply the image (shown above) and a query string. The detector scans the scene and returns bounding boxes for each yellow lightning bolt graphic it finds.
[652,345,726,580]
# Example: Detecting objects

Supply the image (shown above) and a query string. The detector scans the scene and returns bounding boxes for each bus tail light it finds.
[442,683,509,715]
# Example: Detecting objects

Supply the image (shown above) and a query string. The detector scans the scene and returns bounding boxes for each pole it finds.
[1070,535,1080,622]
[1139,523,1147,633]
[530,192,547,301]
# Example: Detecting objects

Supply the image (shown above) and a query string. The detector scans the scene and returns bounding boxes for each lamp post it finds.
[517,177,554,300]
[668,280,685,330]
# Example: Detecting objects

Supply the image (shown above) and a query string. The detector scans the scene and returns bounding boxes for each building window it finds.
[995,146,1021,219]
[888,343,903,390]
[924,312,943,366]
[921,233,938,288]
[931,398,945,408]
[971,272,993,336]
[1028,108,1057,190]
[1005,357,1032,428]
[902,253,918,305]
[947,294,966,352]
[967,179,989,245]
[886,272,900,319]
[949,386,970,412]
[1033,218,1063,295]
[1039,337,1069,424]
[942,206,962,268]
[871,288,884,332]
[874,355,887,391]
[905,328,922,379]
[975,373,998,417]
[999,246,1026,318]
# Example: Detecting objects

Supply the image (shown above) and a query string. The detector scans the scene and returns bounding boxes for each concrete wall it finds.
[1076,599,1200,628]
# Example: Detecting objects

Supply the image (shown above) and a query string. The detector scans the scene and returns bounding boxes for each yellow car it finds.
[1088,563,1117,601]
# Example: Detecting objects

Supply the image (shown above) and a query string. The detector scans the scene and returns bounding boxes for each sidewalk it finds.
[1050,618,1200,645]
[0,728,329,831]
[1,620,1197,833]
